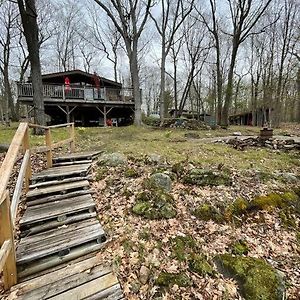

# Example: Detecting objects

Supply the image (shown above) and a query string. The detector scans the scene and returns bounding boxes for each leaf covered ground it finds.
[85,125,299,300]
[0,123,299,299]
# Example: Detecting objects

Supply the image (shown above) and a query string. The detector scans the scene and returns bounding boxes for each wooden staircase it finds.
[8,151,124,299]
[0,123,123,300]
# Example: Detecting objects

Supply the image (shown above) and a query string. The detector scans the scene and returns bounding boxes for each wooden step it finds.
[21,211,97,237]
[10,257,123,299]
[18,240,106,279]
[29,175,92,189]
[31,164,91,183]
[20,194,95,227]
[27,180,90,200]
[53,151,101,164]
[17,219,106,265]
[53,159,93,167]
[27,189,95,207]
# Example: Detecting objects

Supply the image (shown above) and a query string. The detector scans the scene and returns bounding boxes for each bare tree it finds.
[178,21,210,115]
[93,0,153,126]
[273,0,298,126]
[86,9,122,81]
[0,1,18,121]
[150,0,194,121]
[17,0,45,131]
[221,0,273,126]
[53,0,80,71]
[196,0,223,124]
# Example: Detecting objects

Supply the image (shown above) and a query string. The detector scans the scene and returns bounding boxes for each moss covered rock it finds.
[149,173,172,192]
[132,190,176,219]
[251,191,299,211]
[193,203,224,223]
[183,169,232,187]
[98,152,127,167]
[155,272,191,287]
[230,240,249,255]
[216,254,285,300]
[189,254,215,276]
[95,167,107,181]
[171,162,185,178]
[124,168,139,178]
[170,235,198,261]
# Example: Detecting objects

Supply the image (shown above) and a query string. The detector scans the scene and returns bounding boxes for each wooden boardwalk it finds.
[7,151,124,299]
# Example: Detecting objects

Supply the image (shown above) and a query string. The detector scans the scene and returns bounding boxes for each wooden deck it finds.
[6,151,124,299]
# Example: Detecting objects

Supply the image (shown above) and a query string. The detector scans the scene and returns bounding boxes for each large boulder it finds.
[98,152,127,167]
[149,173,172,192]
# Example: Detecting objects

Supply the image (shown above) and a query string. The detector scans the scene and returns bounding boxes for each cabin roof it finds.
[28,69,122,88]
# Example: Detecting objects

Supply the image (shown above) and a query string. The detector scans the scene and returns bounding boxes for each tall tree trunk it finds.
[160,45,166,122]
[17,0,45,133]
[297,67,300,122]
[221,44,238,126]
[3,65,17,121]
[128,42,142,126]
[215,42,222,125]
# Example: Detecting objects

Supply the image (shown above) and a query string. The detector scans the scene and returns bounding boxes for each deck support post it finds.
[66,106,70,123]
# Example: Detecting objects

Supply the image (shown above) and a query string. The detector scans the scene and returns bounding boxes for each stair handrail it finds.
[0,121,75,290]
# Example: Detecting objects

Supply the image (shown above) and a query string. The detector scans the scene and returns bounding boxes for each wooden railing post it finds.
[22,126,32,192]
[70,123,75,153]
[45,128,53,168]
[0,191,17,290]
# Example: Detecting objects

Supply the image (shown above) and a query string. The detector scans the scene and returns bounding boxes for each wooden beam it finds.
[70,123,75,152]
[0,122,28,200]
[45,128,53,168]
[48,122,74,129]
[28,123,48,130]
[57,105,67,115]
[11,150,30,223]
[0,191,17,289]
[0,240,12,271]
[22,126,32,192]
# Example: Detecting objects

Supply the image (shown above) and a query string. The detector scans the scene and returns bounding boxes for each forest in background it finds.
[0,0,299,126]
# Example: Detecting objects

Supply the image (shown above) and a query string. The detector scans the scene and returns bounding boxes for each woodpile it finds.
[220,136,300,151]
[162,118,211,130]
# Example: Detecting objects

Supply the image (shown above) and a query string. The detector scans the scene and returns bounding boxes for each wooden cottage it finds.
[17,69,135,126]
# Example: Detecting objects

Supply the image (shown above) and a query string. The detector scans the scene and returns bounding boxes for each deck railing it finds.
[17,83,134,103]
[0,122,75,289]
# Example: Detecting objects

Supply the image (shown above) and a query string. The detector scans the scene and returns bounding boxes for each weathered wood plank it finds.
[11,256,103,293]
[52,151,101,163]
[18,219,99,247]
[52,159,93,167]
[11,150,30,222]
[20,195,95,226]
[21,212,97,236]
[26,180,90,199]
[83,284,123,300]
[17,221,105,264]
[0,240,12,271]
[49,272,118,300]
[18,241,106,279]
[18,264,112,299]
[0,122,28,199]
[27,189,95,207]
[29,175,92,189]
[32,163,91,179]
[0,191,17,289]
